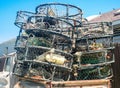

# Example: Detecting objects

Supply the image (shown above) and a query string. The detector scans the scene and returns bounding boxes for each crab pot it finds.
[77,64,113,80]
[80,49,114,65]
[13,61,72,81]
[80,52,105,64]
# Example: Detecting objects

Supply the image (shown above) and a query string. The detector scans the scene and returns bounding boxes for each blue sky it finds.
[0,0,120,43]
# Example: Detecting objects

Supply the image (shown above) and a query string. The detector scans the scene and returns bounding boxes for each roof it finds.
[86,15,99,21]
[88,8,120,23]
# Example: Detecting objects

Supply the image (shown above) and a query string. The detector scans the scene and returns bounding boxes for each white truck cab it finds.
[0,52,16,88]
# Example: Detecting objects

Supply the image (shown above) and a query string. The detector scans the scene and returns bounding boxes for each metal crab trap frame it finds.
[72,21,114,80]
[13,3,114,84]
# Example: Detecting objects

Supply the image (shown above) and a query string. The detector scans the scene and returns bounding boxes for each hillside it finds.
[0,38,16,56]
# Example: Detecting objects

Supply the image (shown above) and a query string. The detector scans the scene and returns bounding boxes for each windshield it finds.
[0,58,5,71]
[4,57,11,72]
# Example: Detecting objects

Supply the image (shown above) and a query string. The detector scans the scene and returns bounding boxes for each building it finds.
[87,8,120,34]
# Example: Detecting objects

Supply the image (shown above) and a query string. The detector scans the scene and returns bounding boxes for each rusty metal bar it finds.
[51,79,110,87]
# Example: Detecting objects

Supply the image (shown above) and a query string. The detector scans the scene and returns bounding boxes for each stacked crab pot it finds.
[13,3,114,87]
